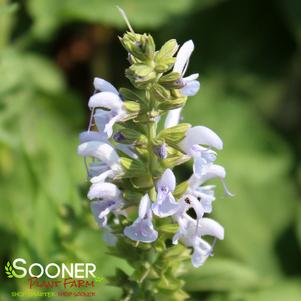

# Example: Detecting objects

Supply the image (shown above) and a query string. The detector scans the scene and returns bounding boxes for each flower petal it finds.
[94,109,112,132]
[183,73,199,81]
[191,240,212,268]
[94,77,119,94]
[152,193,179,217]
[164,108,182,128]
[139,194,150,219]
[115,144,138,159]
[173,40,194,74]
[179,126,223,153]
[124,214,158,243]
[79,131,107,143]
[77,141,120,169]
[186,194,205,219]
[198,164,226,183]
[88,92,123,110]
[157,168,176,192]
[181,80,200,96]
[104,114,121,137]
[198,218,224,240]
[90,200,112,227]
[87,182,121,200]
[90,170,114,184]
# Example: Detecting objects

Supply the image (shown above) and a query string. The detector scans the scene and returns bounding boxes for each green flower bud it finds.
[150,83,171,102]
[120,32,156,61]
[158,96,187,111]
[158,224,179,234]
[126,65,157,89]
[157,123,191,145]
[162,154,191,169]
[144,35,156,59]
[123,101,141,112]
[159,72,184,89]
[154,57,176,73]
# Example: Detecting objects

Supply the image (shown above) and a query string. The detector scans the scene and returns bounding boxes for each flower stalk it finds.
[77,7,232,301]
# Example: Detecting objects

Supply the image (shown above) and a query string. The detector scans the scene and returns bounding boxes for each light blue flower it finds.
[124,194,158,243]
[88,77,127,138]
[152,169,179,217]
[189,164,234,197]
[90,198,124,228]
[77,140,122,182]
[173,213,224,268]
[173,40,200,97]
[164,40,200,128]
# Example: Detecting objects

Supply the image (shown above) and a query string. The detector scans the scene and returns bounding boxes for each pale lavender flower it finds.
[179,126,223,154]
[87,182,121,201]
[189,164,234,197]
[152,169,179,217]
[88,77,127,137]
[153,143,168,159]
[124,194,158,243]
[187,184,216,214]
[173,40,200,97]
[90,198,124,228]
[77,141,122,182]
[164,40,200,128]
[173,214,224,267]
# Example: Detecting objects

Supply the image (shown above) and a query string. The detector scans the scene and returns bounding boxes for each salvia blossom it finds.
[88,78,127,138]
[124,194,158,243]
[152,169,179,217]
[173,214,224,267]
[164,40,200,129]
[78,8,232,275]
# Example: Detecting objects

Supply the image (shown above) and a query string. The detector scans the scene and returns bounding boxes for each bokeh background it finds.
[1,0,301,300]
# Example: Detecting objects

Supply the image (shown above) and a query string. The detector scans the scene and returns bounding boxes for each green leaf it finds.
[27,0,196,39]
[119,88,144,103]
[231,280,301,301]
[184,258,261,292]
[0,1,18,50]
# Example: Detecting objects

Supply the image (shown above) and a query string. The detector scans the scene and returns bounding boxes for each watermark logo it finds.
[5,261,20,278]
[4,258,97,279]
[4,258,105,298]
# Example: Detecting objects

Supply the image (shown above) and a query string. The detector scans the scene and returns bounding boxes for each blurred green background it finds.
[1,0,301,300]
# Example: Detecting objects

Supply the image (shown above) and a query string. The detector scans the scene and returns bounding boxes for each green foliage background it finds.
[0,0,300,300]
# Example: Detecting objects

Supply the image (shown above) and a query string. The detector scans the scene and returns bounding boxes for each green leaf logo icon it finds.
[5,261,14,278]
